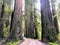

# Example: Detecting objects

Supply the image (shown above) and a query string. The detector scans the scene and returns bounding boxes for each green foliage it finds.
[4,25,10,37]
[49,42,59,45]
[36,15,41,40]
[0,38,2,41]
[58,33,60,41]
[5,40,22,45]
[25,0,31,5]
[5,0,11,5]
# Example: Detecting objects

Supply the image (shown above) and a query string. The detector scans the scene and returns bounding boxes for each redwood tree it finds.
[33,0,38,39]
[51,0,59,34]
[9,0,23,40]
[0,0,5,38]
[40,0,58,42]
[24,0,35,39]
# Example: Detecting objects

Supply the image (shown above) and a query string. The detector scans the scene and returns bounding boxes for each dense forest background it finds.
[0,0,60,45]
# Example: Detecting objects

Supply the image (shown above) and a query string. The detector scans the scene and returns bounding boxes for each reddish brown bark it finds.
[9,0,23,40]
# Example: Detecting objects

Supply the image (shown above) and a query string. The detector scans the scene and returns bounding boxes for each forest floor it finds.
[0,37,60,45]
[17,37,49,45]
[0,37,49,45]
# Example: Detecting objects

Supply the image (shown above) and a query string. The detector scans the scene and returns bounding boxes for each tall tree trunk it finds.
[24,0,30,37]
[40,0,58,42]
[9,0,23,40]
[33,0,38,39]
[0,0,5,38]
[51,0,59,34]
[29,1,35,38]
[24,0,35,39]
